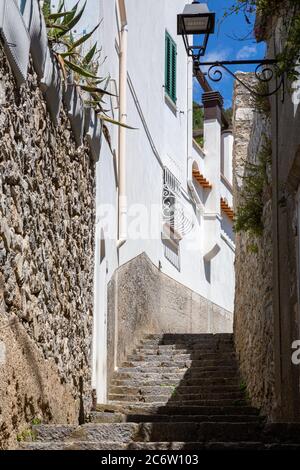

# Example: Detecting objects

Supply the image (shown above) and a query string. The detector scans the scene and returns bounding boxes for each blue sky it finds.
[193,0,266,109]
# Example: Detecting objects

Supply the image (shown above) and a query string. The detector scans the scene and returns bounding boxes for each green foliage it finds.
[239,380,251,401]
[42,0,51,18]
[224,107,233,127]
[42,1,134,130]
[16,428,37,442]
[277,8,300,81]
[193,102,204,129]
[194,135,204,147]
[234,138,272,237]
[193,102,204,147]
[239,380,247,392]
[226,1,300,81]
[254,81,271,115]
[247,242,259,254]
[31,418,42,426]
[192,104,232,147]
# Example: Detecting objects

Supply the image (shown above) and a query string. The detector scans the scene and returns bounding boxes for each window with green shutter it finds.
[165,31,177,104]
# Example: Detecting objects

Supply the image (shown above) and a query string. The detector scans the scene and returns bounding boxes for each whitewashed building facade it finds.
[50,0,235,403]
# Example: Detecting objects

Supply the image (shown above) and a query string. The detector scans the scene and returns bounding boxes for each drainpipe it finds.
[117,0,128,249]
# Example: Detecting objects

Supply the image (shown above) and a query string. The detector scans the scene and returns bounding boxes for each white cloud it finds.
[199,49,232,75]
[236,45,257,60]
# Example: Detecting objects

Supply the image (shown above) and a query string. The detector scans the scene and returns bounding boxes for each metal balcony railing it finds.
[162,167,194,239]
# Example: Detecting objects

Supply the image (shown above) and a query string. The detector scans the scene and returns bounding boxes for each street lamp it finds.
[177,2,215,63]
[177,1,283,98]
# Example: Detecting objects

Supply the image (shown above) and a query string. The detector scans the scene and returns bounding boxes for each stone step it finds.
[96,403,260,416]
[125,414,264,424]
[108,398,248,406]
[30,422,264,443]
[137,342,235,349]
[116,368,239,378]
[127,352,236,362]
[31,425,77,442]
[19,440,300,451]
[90,411,264,424]
[143,333,233,341]
[140,339,234,348]
[122,359,238,369]
[111,377,240,387]
[109,385,243,396]
[136,345,235,354]
[127,354,192,362]
[108,392,245,403]
[117,366,188,374]
[139,341,234,348]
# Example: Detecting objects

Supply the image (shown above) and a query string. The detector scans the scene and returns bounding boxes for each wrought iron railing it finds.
[162,167,194,238]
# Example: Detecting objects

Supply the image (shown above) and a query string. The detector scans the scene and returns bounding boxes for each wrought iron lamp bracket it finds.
[194,59,284,99]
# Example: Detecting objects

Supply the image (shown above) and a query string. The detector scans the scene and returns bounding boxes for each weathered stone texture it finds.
[0,45,95,448]
[233,74,275,418]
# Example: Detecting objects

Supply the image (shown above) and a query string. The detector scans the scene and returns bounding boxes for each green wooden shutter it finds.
[19,0,27,14]
[165,32,177,103]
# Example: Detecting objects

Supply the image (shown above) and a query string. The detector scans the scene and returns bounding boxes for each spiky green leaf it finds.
[57,1,87,37]
[63,60,100,79]
[84,43,98,65]
[69,23,101,51]
[80,85,115,96]
[47,11,71,21]
[97,115,137,129]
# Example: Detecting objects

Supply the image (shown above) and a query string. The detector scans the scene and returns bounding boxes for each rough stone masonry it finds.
[232,73,275,419]
[0,45,95,449]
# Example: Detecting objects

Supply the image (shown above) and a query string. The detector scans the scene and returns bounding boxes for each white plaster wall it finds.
[222,131,234,184]
[118,0,191,274]
[51,0,235,313]
[221,180,233,208]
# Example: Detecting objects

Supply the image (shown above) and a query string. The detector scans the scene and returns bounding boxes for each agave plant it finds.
[41,0,134,129]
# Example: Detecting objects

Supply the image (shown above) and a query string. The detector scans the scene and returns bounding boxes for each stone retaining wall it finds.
[233,74,275,418]
[0,45,95,449]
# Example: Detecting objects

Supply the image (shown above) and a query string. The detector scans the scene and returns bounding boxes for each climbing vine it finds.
[234,137,272,237]
[226,0,300,81]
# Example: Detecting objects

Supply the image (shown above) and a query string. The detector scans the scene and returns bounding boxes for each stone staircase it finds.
[20,334,300,450]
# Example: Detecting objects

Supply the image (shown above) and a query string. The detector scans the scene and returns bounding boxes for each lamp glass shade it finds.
[177,3,215,36]
[183,15,209,33]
